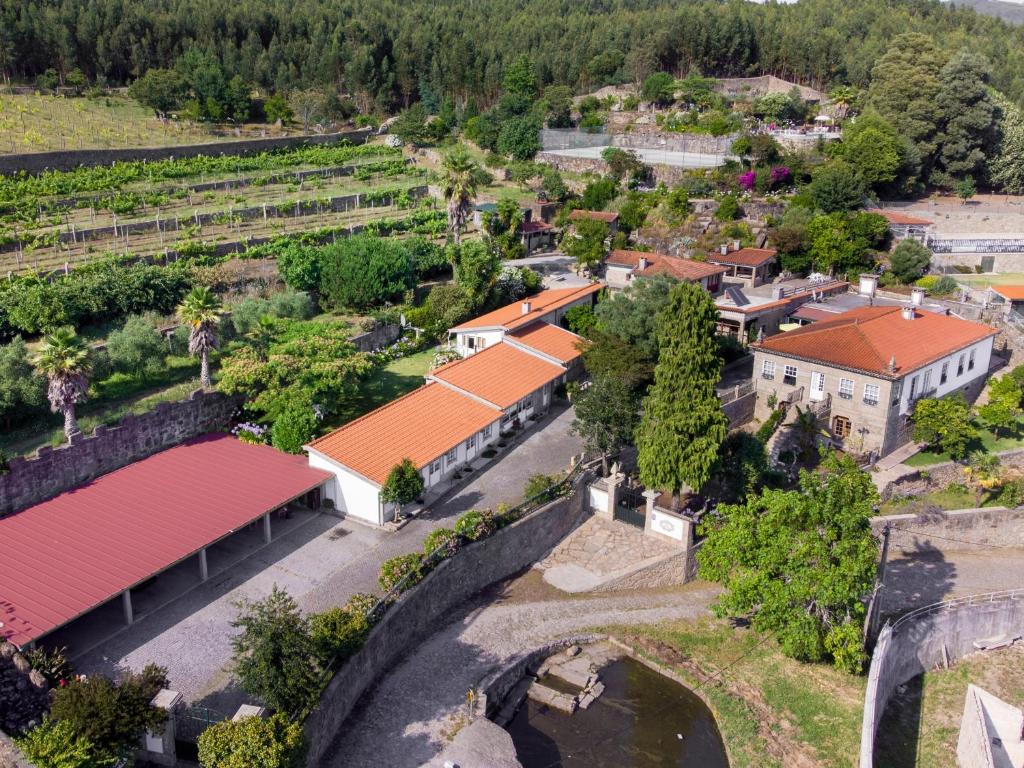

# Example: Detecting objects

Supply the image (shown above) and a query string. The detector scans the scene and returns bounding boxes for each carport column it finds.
[199,548,209,581]
[122,589,134,626]
[263,512,272,544]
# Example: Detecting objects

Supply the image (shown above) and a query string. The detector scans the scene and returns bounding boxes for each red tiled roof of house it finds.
[521,220,553,233]
[874,210,934,226]
[606,250,725,282]
[707,247,778,268]
[992,285,1024,301]
[429,342,566,408]
[569,209,619,223]
[307,384,500,485]
[509,321,588,364]
[754,305,997,377]
[451,284,602,331]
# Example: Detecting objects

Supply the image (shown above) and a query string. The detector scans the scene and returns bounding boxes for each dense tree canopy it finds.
[6,0,1024,114]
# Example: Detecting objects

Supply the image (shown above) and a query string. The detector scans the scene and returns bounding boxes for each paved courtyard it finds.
[72,405,582,713]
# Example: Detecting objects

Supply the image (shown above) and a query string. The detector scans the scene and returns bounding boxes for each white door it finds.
[810,371,825,401]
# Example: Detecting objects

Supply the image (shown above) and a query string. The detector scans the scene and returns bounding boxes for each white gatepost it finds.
[140,689,183,766]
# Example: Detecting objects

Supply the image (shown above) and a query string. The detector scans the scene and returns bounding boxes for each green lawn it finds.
[329,347,436,428]
[904,420,1024,467]
[879,484,999,515]
[613,617,865,768]
[950,272,1024,288]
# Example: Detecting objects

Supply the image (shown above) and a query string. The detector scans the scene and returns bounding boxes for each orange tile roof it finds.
[707,247,778,268]
[754,305,997,377]
[992,285,1024,301]
[874,210,934,226]
[569,209,619,223]
[521,220,553,233]
[307,384,499,484]
[606,250,725,282]
[452,284,602,331]
[429,342,566,408]
[509,321,588,364]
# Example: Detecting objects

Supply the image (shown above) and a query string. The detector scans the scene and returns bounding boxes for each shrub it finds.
[453,509,496,541]
[755,408,786,442]
[932,275,959,296]
[14,718,98,768]
[319,235,415,310]
[715,194,741,221]
[197,712,306,768]
[997,478,1024,507]
[268,290,315,321]
[229,586,320,715]
[24,645,73,686]
[523,472,559,501]
[889,239,932,284]
[423,527,459,557]
[378,553,424,593]
[309,595,374,664]
[564,304,597,337]
[49,664,168,765]
[271,401,319,454]
[105,315,168,380]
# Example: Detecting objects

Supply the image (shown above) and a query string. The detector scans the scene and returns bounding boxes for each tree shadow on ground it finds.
[878,541,958,624]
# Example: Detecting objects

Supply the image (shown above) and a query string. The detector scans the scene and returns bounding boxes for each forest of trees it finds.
[3,0,1024,113]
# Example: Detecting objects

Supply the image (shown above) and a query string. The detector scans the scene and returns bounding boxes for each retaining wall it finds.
[535,152,703,186]
[859,589,1024,766]
[349,323,402,352]
[722,391,756,428]
[872,506,1024,553]
[0,389,237,516]
[0,129,372,175]
[304,470,594,766]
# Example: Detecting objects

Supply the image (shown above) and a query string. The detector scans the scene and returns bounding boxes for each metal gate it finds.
[613,487,647,529]
[175,706,226,761]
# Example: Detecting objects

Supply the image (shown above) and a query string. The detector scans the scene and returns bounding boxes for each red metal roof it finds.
[0,434,330,648]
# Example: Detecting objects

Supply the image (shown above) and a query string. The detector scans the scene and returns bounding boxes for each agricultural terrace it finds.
[0,93,296,154]
[0,142,438,273]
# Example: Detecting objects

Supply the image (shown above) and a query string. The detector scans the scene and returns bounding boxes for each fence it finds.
[928,237,1024,254]
[859,588,1024,767]
[540,128,611,151]
[717,380,754,405]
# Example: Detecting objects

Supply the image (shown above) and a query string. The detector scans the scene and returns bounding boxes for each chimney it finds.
[901,306,916,321]
[733,239,741,251]
[859,273,878,298]
[521,301,531,315]
[771,286,785,300]
[888,355,897,373]
[638,256,649,271]
[720,243,728,256]
[911,287,926,307]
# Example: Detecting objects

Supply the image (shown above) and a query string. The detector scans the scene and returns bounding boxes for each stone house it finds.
[604,249,725,293]
[752,305,997,457]
[706,243,778,288]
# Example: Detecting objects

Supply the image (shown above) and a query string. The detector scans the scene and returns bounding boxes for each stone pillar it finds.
[263,513,272,544]
[642,489,659,519]
[122,589,134,626]
[199,548,209,581]
[140,689,183,766]
[604,472,624,519]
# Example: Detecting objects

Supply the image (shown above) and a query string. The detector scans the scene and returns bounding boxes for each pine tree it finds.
[933,50,1000,185]
[636,282,727,505]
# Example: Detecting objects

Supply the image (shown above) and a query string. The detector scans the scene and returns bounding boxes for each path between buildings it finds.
[73,406,582,712]
[318,574,721,768]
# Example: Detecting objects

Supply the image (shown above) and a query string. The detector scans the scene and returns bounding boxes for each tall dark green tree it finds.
[933,50,1000,186]
[636,282,727,505]
[570,376,640,476]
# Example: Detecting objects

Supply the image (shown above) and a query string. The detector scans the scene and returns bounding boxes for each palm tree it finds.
[791,405,821,461]
[32,326,90,441]
[177,286,224,388]
[441,144,480,245]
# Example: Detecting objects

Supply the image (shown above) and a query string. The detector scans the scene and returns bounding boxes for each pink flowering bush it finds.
[738,170,756,191]
[770,166,791,185]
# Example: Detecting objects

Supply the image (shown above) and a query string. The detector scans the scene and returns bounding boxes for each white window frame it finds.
[839,378,854,400]
[783,365,798,386]
[762,360,776,380]
[465,435,476,451]
[445,447,458,465]
[431,459,441,474]
[482,424,493,439]
[863,383,880,406]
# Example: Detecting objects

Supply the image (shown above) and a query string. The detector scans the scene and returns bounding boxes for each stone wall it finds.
[0,129,372,175]
[871,506,1024,554]
[612,130,735,155]
[0,734,34,768]
[859,589,1024,767]
[536,152,701,187]
[0,389,237,516]
[303,470,594,766]
[880,448,1024,501]
[348,323,402,352]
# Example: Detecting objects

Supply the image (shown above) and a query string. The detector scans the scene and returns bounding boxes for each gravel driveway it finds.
[318,574,720,768]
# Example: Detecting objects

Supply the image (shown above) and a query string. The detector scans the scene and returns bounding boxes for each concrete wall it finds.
[0,389,237,517]
[536,152,706,187]
[304,470,594,766]
[859,589,1024,767]
[348,323,402,352]
[722,391,756,428]
[0,129,372,175]
[871,507,1024,553]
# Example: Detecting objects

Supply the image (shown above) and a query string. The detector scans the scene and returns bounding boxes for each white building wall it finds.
[307,450,383,526]
[453,329,505,357]
[898,337,994,415]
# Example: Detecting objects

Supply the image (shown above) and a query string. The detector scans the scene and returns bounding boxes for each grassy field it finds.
[875,644,1024,767]
[952,272,1024,288]
[0,93,254,154]
[612,616,865,768]
[336,347,436,425]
